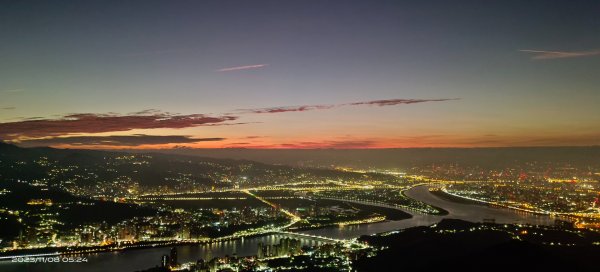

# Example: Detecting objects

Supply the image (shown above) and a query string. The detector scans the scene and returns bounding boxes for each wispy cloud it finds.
[0,97,458,147]
[238,98,458,114]
[238,104,335,114]
[346,98,459,106]
[280,140,380,149]
[519,49,600,60]
[201,121,262,126]
[15,134,225,147]
[1,107,15,110]
[0,111,239,140]
[224,139,381,149]
[217,64,268,72]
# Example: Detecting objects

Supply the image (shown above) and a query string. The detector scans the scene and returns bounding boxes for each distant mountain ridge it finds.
[0,142,398,192]
[129,146,600,168]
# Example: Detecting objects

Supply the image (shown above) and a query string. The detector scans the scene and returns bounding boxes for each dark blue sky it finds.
[1,0,599,148]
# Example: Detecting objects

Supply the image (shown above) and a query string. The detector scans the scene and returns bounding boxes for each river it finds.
[0,185,554,272]
[298,185,553,239]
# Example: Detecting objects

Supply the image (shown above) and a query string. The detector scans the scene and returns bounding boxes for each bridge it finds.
[275,231,349,244]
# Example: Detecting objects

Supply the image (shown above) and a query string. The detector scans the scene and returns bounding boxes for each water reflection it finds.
[0,185,554,272]
[0,234,323,272]
[300,185,554,239]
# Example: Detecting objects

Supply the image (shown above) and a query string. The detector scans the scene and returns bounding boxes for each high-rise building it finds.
[265,244,272,257]
[257,242,265,259]
[161,255,169,268]
[179,224,191,240]
[280,238,290,255]
[169,247,178,267]
[290,238,301,254]
[273,244,281,257]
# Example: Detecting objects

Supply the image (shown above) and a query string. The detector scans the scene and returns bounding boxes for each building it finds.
[161,255,169,268]
[257,242,265,259]
[169,247,178,267]
[257,238,302,258]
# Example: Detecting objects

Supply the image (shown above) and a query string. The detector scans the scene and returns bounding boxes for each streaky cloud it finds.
[346,98,459,106]
[14,134,225,147]
[217,64,268,72]
[224,139,380,149]
[238,98,458,114]
[520,49,600,60]
[281,140,379,149]
[0,111,238,140]
[201,121,262,126]
[238,104,335,114]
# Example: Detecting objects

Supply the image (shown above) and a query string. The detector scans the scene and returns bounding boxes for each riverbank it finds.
[0,195,414,261]
[399,188,449,215]
[430,188,489,206]
[436,187,551,216]
[404,185,554,226]
[2,185,557,272]
[319,198,413,220]
[0,233,327,272]
[0,234,254,261]
[0,215,370,261]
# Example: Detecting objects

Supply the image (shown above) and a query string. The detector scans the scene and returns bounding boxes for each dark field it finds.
[319,199,412,220]
[269,197,411,221]
[269,197,318,208]
[430,189,488,206]
[147,198,269,209]
[252,190,299,197]
[139,191,271,209]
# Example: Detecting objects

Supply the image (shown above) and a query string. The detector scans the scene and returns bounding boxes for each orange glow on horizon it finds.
[43,133,600,150]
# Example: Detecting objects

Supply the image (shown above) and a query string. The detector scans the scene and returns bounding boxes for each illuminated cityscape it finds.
[2,0,600,271]
[1,143,600,271]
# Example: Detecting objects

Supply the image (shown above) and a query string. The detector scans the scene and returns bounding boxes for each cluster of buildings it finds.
[161,247,179,269]
[14,153,395,201]
[406,162,600,184]
[257,238,302,258]
[150,239,363,272]
[2,203,288,251]
[444,180,600,214]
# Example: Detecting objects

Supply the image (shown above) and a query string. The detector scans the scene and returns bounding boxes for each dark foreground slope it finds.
[355,219,600,271]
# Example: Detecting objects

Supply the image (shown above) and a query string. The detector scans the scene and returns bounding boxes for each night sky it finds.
[1,0,599,148]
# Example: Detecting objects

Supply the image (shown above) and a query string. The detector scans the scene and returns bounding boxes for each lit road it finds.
[242,190,302,222]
